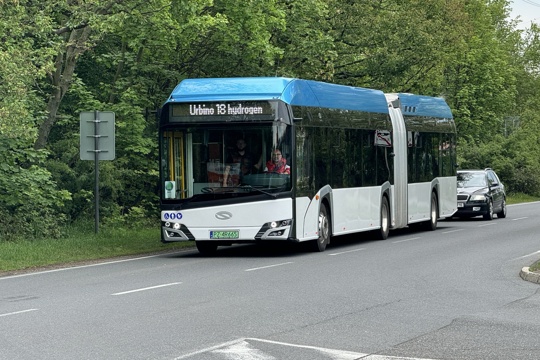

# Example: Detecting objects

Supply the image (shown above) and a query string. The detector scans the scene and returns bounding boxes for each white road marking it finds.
[246,338,367,359]
[0,251,188,281]
[511,250,540,260]
[174,338,254,359]
[328,248,366,255]
[442,229,464,234]
[111,282,181,296]
[512,217,528,221]
[0,309,38,318]
[478,223,497,227]
[509,201,540,206]
[392,237,420,244]
[364,355,437,359]
[173,337,437,360]
[245,262,293,272]
[212,340,276,360]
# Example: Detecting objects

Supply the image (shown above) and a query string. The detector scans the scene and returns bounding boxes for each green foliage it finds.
[1,0,540,242]
[0,139,71,241]
[445,1,517,144]
[273,0,335,79]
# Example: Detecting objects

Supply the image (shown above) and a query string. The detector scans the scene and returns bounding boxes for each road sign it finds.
[80,111,115,160]
[80,110,115,234]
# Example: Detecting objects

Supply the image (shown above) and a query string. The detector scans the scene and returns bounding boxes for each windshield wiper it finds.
[171,188,236,209]
[172,185,278,209]
[238,184,277,198]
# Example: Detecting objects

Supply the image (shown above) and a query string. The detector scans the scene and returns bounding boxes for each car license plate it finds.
[457,203,464,208]
[210,230,239,239]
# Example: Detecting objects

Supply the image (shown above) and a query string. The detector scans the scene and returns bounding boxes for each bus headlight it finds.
[281,220,291,226]
[256,219,293,240]
[173,223,181,230]
[269,219,292,228]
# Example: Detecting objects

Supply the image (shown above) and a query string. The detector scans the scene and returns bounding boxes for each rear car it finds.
[456,168,507,220]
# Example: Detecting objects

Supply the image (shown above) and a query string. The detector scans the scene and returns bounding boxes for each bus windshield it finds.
[160,122,293,202]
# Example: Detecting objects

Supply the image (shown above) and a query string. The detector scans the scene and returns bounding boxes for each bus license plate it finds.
[210,230,239,239]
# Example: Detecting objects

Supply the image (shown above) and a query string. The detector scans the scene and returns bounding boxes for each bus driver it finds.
[264,149,290,174]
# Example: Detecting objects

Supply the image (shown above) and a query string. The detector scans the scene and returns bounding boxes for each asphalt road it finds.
[1,202,540,360]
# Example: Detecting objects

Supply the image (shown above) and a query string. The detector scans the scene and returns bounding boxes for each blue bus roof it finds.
[397,93,453,119]
[166,77,390,114]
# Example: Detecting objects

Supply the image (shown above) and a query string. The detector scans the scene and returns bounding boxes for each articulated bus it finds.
[158,77,457,254]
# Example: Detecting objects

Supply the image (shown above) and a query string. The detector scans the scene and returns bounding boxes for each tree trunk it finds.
[34,26,91,150]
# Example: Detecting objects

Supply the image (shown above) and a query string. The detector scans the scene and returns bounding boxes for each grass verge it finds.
[0,224,194,274]
[507,193,540,205]
[530,261,540,273]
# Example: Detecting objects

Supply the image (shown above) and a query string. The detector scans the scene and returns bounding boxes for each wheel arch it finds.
[380,181,392,228]
[430,179,441,216]
[319,187,333,238]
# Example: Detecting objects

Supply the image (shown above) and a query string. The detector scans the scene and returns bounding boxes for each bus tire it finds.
[376,196,390,240]
[425,192,438,231]
[311,204,330,252]
[196,241,218,255]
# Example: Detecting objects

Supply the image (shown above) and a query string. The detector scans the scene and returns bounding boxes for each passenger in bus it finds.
[264,149,290,174]
[222,138,261,186]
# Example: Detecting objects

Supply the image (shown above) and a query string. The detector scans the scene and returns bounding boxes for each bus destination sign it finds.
[170,101,276,122]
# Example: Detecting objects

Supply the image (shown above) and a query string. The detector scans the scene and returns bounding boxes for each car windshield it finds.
[457,172,487,188]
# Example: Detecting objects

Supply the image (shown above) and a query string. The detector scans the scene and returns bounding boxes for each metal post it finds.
[94,110,100,234]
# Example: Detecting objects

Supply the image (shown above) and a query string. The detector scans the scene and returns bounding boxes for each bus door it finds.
[162,130,187,199]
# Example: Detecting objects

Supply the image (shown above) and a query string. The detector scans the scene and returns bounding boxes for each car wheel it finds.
[196,241,218,255]
[483,200,494,220]
[311,203,330,252]
[496,198,507,218]
[375,196,390,240]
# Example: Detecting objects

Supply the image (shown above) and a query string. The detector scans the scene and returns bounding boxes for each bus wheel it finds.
[425,192,438,231]
[312,204,330,252]
[196,241,218,255]
[376,196,390,240]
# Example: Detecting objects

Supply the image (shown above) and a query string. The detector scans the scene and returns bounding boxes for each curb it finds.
[520,267,540,284]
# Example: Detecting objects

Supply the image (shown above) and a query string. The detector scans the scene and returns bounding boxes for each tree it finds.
[0,1,72,240]
[445,0,518,145]
[323,0,468,92]
[272,0,336,80]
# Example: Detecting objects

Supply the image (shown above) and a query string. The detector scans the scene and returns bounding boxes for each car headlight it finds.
[470,194,487,201]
